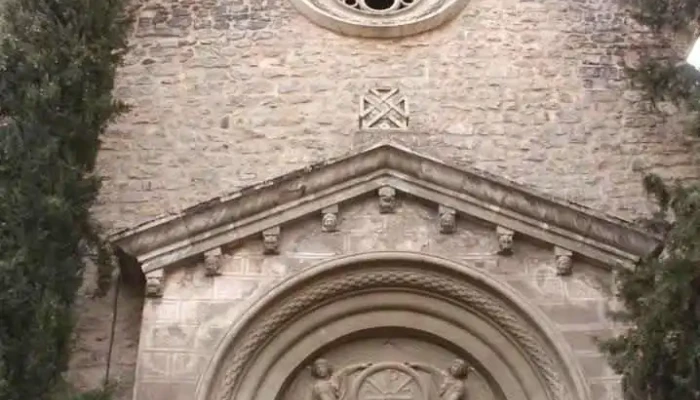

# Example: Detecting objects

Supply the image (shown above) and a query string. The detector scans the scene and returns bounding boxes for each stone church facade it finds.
[65,0,700,399]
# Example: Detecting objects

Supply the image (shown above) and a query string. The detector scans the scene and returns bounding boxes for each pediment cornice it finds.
[110,143,661,277]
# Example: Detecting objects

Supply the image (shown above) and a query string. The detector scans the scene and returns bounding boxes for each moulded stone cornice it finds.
[109,143,662,276]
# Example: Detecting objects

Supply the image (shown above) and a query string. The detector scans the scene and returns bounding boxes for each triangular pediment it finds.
[110,143,661,278]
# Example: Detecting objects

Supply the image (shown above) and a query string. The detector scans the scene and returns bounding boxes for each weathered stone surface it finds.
[94,0,700,236]
[71,0,700,397]
[124,197,620,400]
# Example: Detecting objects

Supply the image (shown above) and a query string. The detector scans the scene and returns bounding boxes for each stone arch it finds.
[195,251,590,400]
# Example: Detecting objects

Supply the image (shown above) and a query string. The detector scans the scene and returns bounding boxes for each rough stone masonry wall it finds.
[70,0,700,397]
[94,0,700,231]
[135,196,621,400]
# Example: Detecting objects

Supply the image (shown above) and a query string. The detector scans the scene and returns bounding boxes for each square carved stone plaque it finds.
[360,87,409,130]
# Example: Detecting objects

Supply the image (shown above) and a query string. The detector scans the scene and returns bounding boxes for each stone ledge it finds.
[110,142,662,277]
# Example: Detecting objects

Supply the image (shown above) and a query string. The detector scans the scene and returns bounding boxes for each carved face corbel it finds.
[438,205,456,234]
[204,247,223,277]
[554,247,573,276]
[321,205,339,232]
[496,226,514,256]
[378,186,396,214]
[145,269,164,298]
[263,226,281,255]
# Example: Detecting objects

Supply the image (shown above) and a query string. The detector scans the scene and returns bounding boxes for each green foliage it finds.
[0,0,131,399]
[600,176,700,399]
[621,0,700,134]
[627,0,700,31]
[600,2,700,398]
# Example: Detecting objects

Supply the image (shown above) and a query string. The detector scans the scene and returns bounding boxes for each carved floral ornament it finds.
[287,0,469,38]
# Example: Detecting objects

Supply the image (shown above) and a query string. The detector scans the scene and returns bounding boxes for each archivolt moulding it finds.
[289,0,469,37]
[195,251,590,400]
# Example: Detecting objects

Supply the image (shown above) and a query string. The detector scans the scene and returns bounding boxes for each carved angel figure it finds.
[310,358,372,400]
[405,358,470,400]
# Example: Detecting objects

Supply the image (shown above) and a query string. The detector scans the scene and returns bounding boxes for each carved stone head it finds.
[311,358,333,379]
[496,226,514,256]
[262,226,280,255]
[322,213,337,231]
[321,205,339,232]
[449,358,469,379]
[378,186,396,214]
[554,247,573,276]
[145,274,164,298]
[438,206,456,234]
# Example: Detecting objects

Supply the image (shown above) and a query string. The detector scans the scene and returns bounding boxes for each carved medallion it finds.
[352,363,426,400]
[360,88,409,130]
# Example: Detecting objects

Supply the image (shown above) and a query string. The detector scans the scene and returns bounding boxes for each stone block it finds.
[562,329,612,353]
[212,276,262,300]
[139,351,170,378]
[179,300,239,325]
[142,300,179,323]
[135,382,196,400]
[194,325,229,352]
[538,301,607,327]
[170,353,209,380]
[578,354,614,379]
[147,324,197,350]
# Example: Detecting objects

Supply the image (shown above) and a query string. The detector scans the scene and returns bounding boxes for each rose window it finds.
[288,0,467,38]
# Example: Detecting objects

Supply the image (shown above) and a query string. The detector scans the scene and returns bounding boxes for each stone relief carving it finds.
[212,268,566,400]
[554,247,573,276]
[360,87,408,130]
[405,359,471,400]
[438,205,456,234]
[322,205,340,232]
[378,186,396,214]
[145,269,164,298]
[352,362,426,400]
[204,247,223,277]
[263,226,281,255]
[496,226,514,256]
[307,359,471,400]
[310,359,372,400]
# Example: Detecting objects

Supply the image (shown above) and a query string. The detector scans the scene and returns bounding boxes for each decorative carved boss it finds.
[360,87,409,130]
[310,358,470,400]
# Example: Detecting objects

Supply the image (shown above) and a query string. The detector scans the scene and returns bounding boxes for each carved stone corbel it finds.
[263,226,281,255]
[554,247,574,276]
[321,205,339,232]
[496,226,514,256]
[438,205,456,234]
[204,247,223,277]
[378,186,396,214]
[145,269,164,298]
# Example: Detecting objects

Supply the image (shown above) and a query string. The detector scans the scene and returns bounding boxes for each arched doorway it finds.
[195,252,589,400]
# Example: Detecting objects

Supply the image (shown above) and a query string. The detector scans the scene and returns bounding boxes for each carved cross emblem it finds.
[360,87,409,130]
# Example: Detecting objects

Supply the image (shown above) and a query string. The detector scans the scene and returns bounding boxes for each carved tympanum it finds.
[308,359,471,400]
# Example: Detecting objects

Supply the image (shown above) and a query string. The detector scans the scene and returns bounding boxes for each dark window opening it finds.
[365,0,393,10]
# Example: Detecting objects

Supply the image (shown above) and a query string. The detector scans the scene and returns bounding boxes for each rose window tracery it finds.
[338,0,419,14]
[287,0,468,38]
